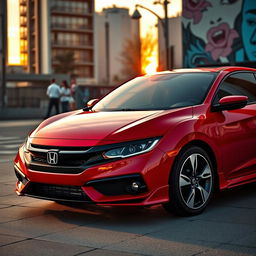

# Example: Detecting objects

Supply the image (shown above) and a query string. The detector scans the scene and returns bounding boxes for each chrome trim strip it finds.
[28,144,90,154]
[59,150,89,154]
[14,164,26,178]
[28,146,48,153]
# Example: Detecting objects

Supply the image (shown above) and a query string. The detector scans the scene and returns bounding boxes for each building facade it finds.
[18,0,94,78]
[94,7,140,84]
[158,16,183,70]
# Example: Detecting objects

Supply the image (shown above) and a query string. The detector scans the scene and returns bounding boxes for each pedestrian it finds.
[45,78,61,118]
[60,80,71,113]
[70,79,77,110]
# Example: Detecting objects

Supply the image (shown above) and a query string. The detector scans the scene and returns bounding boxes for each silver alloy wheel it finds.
[179,153,212,210]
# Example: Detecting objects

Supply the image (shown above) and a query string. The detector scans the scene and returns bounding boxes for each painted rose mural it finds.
[182,0,256,67]
[183,0,212,24]
[205,23,239,61]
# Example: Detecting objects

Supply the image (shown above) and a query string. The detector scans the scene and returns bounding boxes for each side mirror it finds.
[212,95,248,112]
[83,98,99,111]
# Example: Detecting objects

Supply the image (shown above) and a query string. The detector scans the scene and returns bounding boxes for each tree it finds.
[54,51,75,75]
[119,32,157,81]
[119,38,141,80]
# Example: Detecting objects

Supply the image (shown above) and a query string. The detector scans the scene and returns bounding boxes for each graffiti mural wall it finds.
[182,0,256,67]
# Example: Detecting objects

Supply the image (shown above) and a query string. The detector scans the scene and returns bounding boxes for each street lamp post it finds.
[132,1,170,70]
[105,21,110,85]
[163,0,170,70]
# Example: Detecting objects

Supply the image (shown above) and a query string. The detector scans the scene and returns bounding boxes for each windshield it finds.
[93,72,217,111]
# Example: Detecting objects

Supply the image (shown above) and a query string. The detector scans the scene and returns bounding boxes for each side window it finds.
[214,72,256,104]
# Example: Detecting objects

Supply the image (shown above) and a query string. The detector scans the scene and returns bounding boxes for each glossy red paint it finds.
[14,67,256,208]
[218,95,248,104]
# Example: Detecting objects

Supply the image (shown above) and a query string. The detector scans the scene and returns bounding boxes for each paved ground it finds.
[0,120,255,256]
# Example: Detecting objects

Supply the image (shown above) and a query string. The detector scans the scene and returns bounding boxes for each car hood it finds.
[31,108,192,144]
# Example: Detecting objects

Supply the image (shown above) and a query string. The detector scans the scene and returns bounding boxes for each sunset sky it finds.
[95,0,182,37]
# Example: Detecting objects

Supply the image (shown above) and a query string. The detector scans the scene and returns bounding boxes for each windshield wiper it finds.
[115,108,142,111]
[93,108,148,111]
[83,106,92,111]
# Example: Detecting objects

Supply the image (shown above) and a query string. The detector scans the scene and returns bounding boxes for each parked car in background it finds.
[14,67,256,216]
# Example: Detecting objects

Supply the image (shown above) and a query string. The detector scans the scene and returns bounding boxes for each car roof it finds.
[150,66,256,76]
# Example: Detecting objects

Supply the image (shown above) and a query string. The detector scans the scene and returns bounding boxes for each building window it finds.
[51,15,90,30]
[51,31,92,46]
[52,0,89,14]
[75,66,93,77]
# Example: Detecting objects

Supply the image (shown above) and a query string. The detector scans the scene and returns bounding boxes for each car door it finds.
[212,71,256,182]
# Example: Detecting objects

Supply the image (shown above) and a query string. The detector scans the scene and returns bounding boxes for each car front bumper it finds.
[14,142,174,206]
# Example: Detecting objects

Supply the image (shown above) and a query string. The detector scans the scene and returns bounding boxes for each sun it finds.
[143,56,158,75]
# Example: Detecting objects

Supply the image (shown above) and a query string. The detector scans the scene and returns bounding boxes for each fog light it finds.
[131,181,141,192]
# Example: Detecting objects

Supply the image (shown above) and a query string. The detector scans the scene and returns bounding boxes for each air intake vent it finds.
[25,182,92,202]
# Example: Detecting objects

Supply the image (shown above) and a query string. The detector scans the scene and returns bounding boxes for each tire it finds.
[163,146,215,216]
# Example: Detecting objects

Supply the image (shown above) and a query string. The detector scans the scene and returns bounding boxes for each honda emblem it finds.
[47,151,58,165]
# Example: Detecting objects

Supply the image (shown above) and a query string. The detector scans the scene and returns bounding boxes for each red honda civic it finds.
[14,67,256,216]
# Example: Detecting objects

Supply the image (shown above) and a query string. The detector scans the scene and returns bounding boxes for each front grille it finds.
[25,182,92,202]
[33,156,47,163]
[25,145,109,174]
[26,141,142,174]
[31,152,88,167]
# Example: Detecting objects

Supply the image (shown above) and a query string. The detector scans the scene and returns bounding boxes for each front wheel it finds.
[163,146,215,216]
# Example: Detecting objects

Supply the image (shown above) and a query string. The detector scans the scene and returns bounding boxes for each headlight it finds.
[103,138,160,159]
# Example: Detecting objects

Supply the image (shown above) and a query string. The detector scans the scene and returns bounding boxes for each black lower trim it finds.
[86,174,142,185]
[25,194,93,203]
[25,182,92,202]
[97,198,145,204]
[27,163,82,174]
[86,174,148,196]
[14,166,29,185]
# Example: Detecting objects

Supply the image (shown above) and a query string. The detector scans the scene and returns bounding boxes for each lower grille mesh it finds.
[25,182,92,202]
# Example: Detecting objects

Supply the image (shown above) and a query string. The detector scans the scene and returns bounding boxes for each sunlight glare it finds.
[7,0,21,65]
[143,57,158,75]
